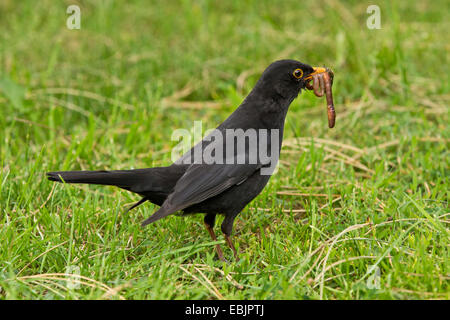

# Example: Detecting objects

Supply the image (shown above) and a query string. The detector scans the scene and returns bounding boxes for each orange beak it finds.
[304,67,327,80]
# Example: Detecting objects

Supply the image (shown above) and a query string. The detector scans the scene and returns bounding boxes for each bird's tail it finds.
[46,169,149,190]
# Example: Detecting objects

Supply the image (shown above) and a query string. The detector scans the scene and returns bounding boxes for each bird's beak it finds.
[304,67,327,80]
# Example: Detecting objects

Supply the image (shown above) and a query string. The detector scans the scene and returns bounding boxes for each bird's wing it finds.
[141,162,262,226]
[169,163,261,207]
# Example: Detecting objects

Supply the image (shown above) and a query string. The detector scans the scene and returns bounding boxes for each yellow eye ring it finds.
[293,68,303,79]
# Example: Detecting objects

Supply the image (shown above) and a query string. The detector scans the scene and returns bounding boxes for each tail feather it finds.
[46,166,186,224]
[46,169,151,190]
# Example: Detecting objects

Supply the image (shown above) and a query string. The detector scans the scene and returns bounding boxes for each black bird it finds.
[47,60,328,261]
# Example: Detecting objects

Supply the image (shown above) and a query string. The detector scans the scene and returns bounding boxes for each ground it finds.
[0,0,448,299]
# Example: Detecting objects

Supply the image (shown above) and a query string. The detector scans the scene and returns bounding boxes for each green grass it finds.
[0,0,449,299]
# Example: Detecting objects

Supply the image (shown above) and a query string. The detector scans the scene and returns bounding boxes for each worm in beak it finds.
[305,68,335,128]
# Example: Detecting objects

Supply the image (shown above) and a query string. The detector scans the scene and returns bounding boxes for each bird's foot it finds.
[225,235,240,262]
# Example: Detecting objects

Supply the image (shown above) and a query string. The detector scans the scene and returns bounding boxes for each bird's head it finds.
[255,59,327,102]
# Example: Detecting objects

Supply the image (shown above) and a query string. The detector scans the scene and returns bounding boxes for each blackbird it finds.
[47,60,329,261]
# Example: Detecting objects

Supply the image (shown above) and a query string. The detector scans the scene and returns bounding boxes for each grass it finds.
[0,0,449,299]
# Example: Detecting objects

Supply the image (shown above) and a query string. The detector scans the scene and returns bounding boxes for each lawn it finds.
[0,0,448,299]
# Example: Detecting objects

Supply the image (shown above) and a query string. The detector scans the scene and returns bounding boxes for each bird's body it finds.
[47,60,330,260]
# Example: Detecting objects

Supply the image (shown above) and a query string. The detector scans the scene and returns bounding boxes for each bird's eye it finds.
[293,68,303,79]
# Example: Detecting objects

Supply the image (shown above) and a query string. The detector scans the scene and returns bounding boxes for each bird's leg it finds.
[204,214,226,262]
[224,235,239,261]
[221,214,240,261]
